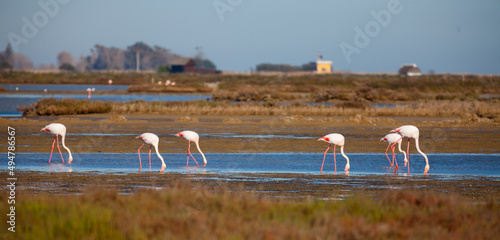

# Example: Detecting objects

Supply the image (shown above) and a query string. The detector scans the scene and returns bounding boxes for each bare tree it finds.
[38,63,57,70]
[57,51,74,67]
[14,53,34,70]
[92,45,125,70]
[75,56,89,72]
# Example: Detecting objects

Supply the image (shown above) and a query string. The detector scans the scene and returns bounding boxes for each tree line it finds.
[0,44,35,71]
[256,62,317,72]
[0,42,217,72]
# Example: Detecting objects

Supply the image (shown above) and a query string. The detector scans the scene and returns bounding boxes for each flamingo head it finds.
[136,136,143,140]
[40,127,48,132]
[380,137,387,142]
[390,128,400,133]
[175,132,183,137]
[317,137,329,143]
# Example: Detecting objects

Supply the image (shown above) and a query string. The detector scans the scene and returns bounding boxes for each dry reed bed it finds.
[109,100,500,121]
[21,98,500,122]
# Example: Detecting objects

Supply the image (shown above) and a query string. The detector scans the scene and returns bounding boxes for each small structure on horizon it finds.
[170,57,197,73]
[169,57,219,74]
[398,64,422,76]
[316,54,332,74]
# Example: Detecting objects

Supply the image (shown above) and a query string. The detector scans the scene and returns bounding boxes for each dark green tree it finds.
[59,63,76,71]
[1,44,14,71]
[194,58,216,70]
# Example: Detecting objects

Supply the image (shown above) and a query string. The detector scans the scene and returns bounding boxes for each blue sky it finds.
[1,0,499,74]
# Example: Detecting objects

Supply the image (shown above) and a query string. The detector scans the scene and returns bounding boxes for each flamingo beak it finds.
[136,136,142,139]
[318,137,329,142]
[390,129,399,133]
[380,138,385,142]
[175,133,182,137]
[40,128,45,132]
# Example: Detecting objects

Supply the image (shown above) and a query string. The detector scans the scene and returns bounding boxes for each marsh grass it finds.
[110,99,499,121]
[1,185,497,239]
[21,98,500,122]
[20,98,112,116]
[127,84,212,93]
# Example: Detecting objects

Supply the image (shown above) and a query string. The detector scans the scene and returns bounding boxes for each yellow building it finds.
[316,55,332,74]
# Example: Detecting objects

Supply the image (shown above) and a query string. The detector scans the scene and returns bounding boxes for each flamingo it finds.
[318,133,350,172]
[40,123,73,164]
[391,125,430,174]
[136,133,166,173]
[175,130,207,166]
[380,133,408,172]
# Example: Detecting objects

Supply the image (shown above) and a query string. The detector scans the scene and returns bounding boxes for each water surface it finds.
[16,152,500,178]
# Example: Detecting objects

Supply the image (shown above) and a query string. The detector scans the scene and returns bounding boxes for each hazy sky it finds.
[1,0,499,74]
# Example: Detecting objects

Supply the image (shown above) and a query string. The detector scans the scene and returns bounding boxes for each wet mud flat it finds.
[12,171,499,201]
[2,114,500,154]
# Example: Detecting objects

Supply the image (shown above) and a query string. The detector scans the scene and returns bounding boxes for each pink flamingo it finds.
[136,133,166,173]
[175,130,207,166]
[380,133,408,172]
[318,133,350,172]
[40,123,73,164]
[391,125,430,174]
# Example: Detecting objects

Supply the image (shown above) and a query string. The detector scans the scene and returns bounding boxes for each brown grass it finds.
[20,98,112,115]
[127,84,212,93]
[1,184,497,239]
[21,98,500,123]
[110,99,499,121]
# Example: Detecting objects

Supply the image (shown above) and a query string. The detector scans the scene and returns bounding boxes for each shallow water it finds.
[16,152,500,178]
[0,84,130,91]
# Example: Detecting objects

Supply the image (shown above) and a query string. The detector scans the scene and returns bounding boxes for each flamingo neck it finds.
[195,141,207,165]
[414,137,429,166]
[340,145,350,171]
[340,145,349,163]
[397,139,407,161]
[60,134,73,162]
[154,145,166,167]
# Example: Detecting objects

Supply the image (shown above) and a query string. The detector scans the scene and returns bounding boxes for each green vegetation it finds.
[59,63,76,71]
[1,185,497,239]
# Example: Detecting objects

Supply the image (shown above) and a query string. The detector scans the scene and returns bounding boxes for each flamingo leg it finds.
[333,145,337,172]
[407,139,411,175]
[187,141,199,166]
[149,145,152,173]
[321,145,331,172]
[137,143,145,172]
[384,144,393,166]
[391,145,396,166]
[49,137,56,164]
[56,135,65,163]
[392,145,398,173]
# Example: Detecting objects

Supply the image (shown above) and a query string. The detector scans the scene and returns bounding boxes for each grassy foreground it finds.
[1,184,498,239]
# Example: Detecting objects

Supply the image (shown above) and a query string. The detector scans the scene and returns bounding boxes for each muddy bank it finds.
[11,171,499,201]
